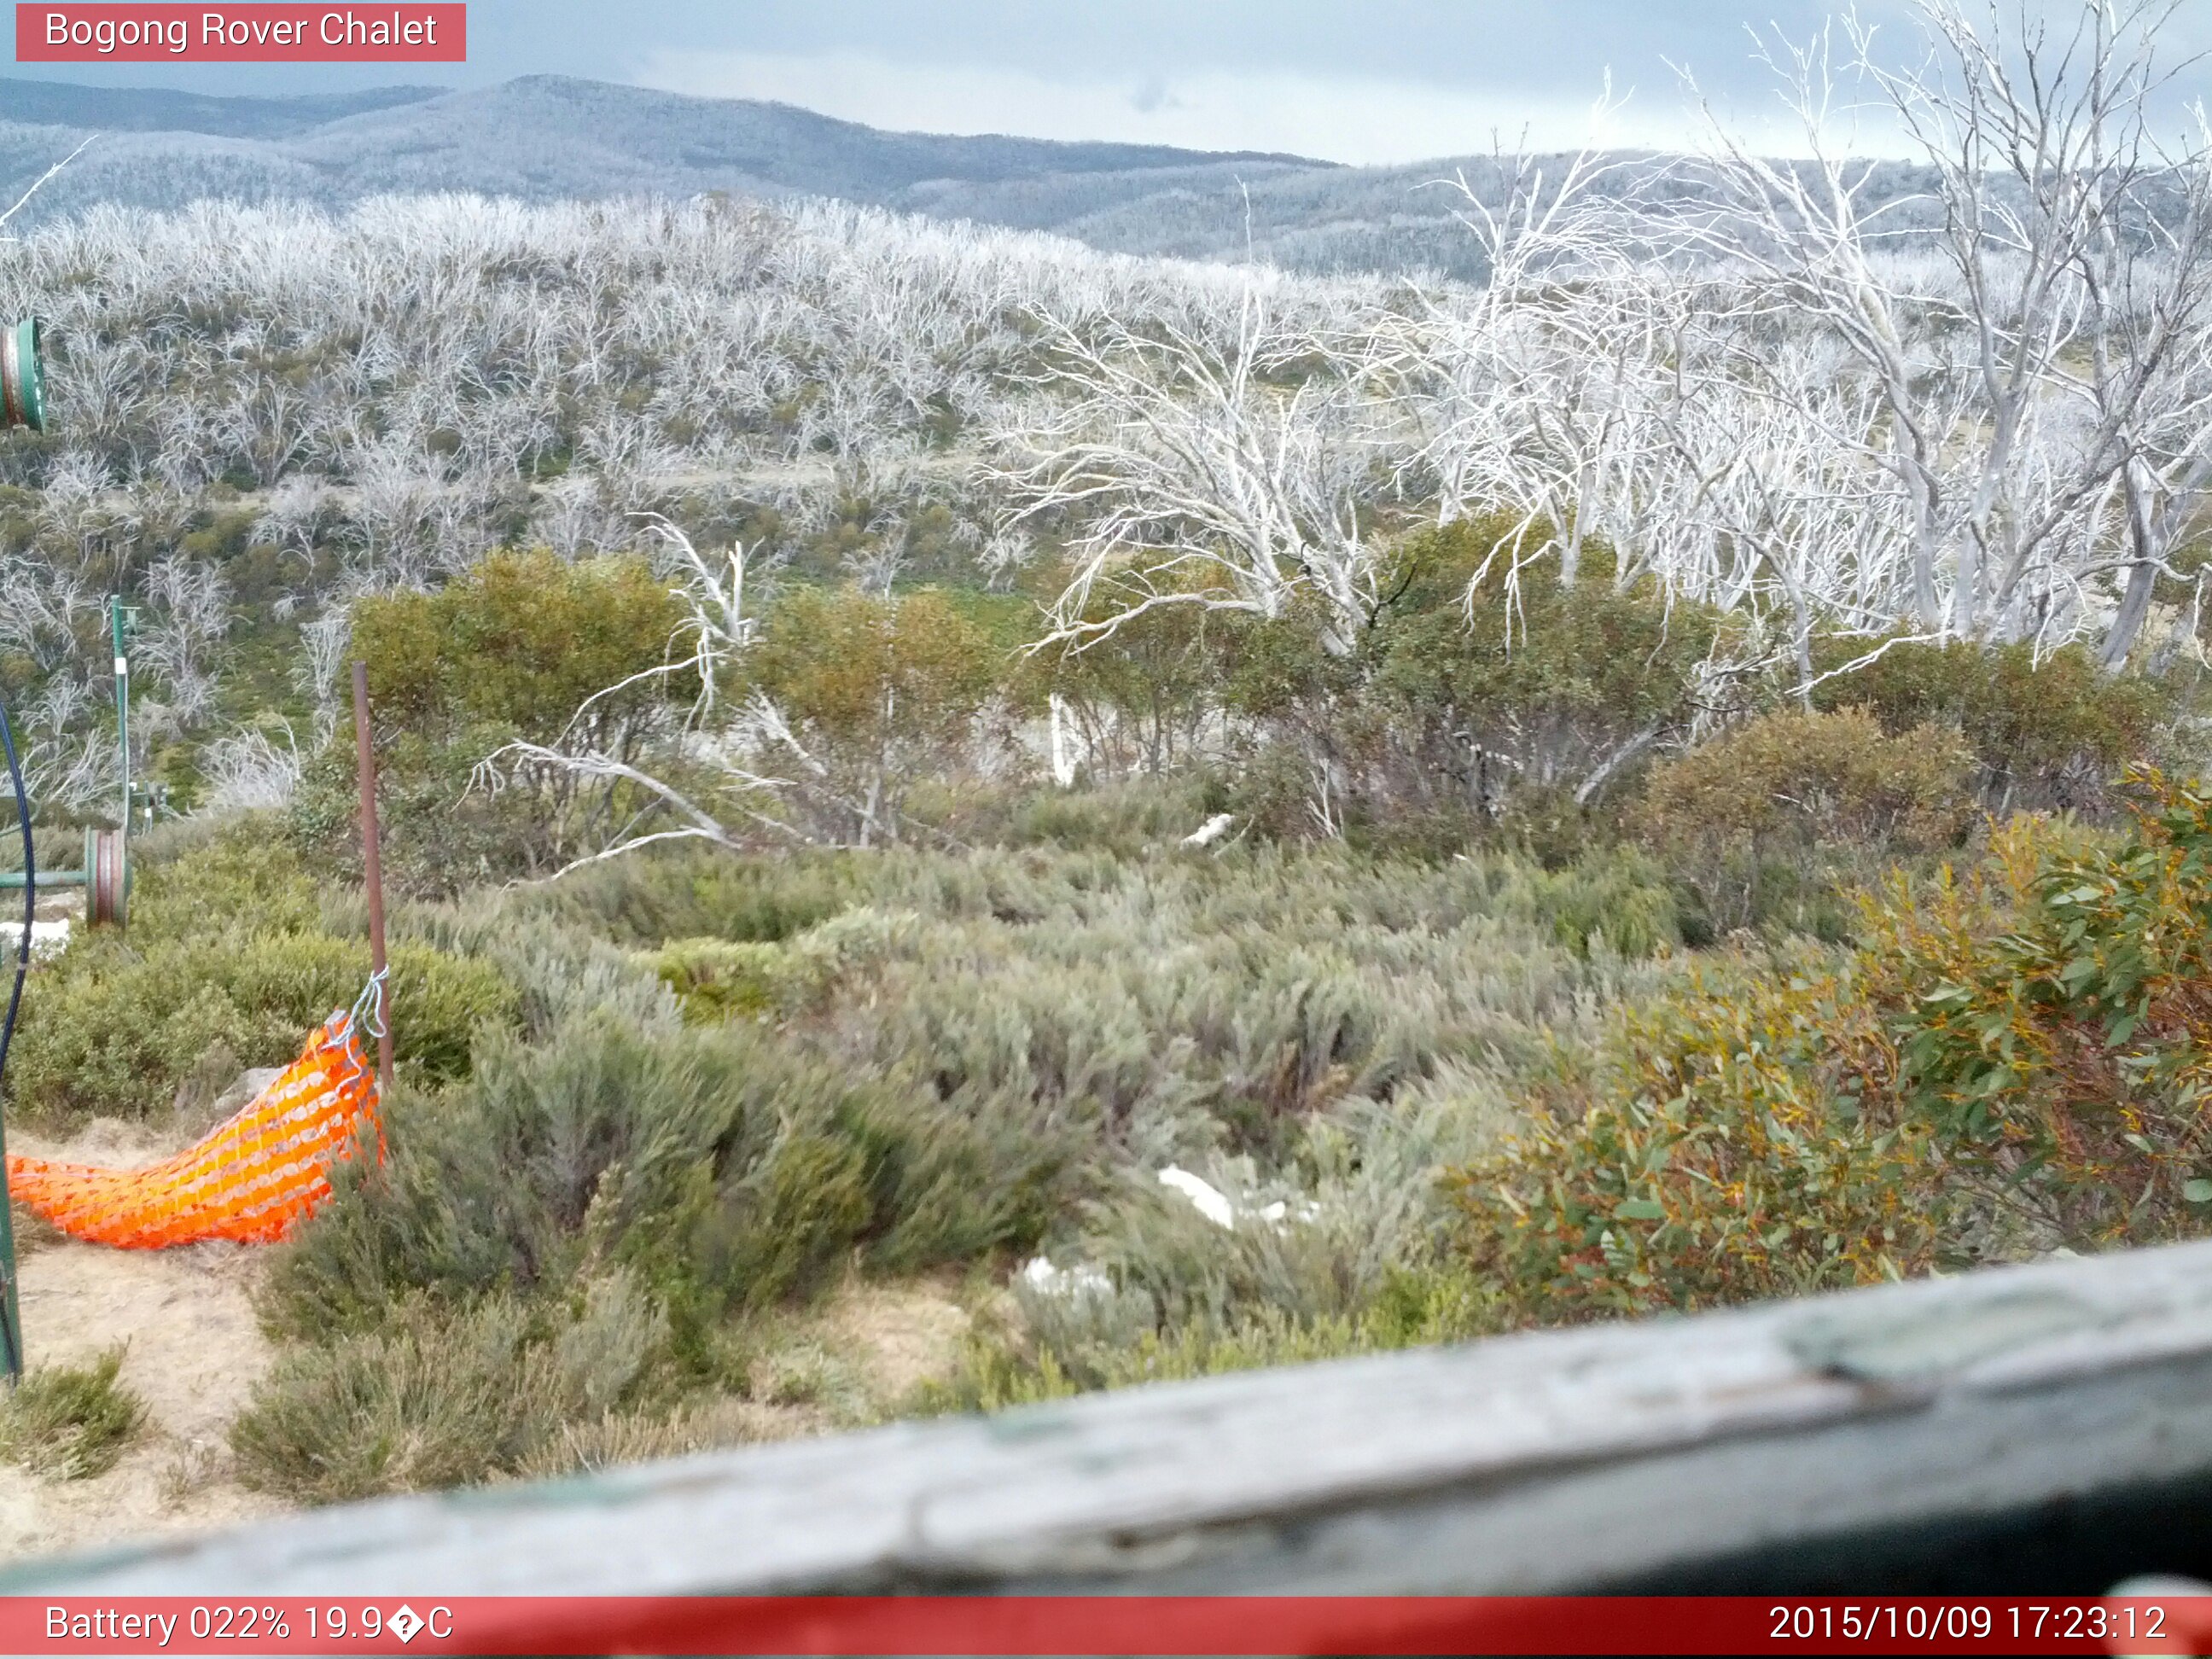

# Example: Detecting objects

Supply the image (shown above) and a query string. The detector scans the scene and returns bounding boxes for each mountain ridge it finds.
[0,76,445,137]
[0,72,1598,278]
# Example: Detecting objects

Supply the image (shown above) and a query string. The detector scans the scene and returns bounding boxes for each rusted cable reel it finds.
[0,829,128,928]
[82,827,126,927]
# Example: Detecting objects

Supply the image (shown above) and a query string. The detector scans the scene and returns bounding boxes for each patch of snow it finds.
[1180,812,1237,847]
[1155,1168,1318,1232]
[0,917,71,959]
[1156,1165,1238,1229]
[1019,1255,1114,1299]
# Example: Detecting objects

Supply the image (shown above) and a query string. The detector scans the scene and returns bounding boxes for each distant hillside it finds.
[0,73,1934,281]
[0,77,442,137]
[0,73,1342,236]
[287,76,1325,199]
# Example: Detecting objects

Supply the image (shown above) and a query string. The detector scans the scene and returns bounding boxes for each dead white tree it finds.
[1673,0,2212,655]
[0,556,107,808]
[199,721,306,812]
[474,519,803,875]
[1362,124,1668,595]
[137,553,231,725]
[992,295,1391,657]
[295,608,352,738]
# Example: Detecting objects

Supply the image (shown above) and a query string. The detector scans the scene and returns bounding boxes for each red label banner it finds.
[0,1595,2206,1656]
[15,4,464,61]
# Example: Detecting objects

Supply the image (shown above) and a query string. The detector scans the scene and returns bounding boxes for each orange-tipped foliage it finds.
[1457,770,2212,1324]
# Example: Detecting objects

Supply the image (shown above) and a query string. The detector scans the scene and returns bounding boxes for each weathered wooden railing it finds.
[15,1237,2212,1595]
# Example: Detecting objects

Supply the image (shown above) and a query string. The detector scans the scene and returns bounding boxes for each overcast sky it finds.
[9,1,2211,165]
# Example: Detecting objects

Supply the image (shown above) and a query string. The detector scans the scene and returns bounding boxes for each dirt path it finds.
[0,1119,282,1566]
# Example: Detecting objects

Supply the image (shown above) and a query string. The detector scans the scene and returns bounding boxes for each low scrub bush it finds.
[802,850,1657,1163]
[258,828,1676,1427]
[919,1071,1520,1407]
[650,937,786,1022]
[531,845,861,948]
[906,775,1230,860]
[1527,849,1681,959]
[230,1276,669,1504]
[928,1262,1493,1412]
[262,1010,1070,1354]
[3,1347,146,1481]
[1087,1098,1483,1332]
[649,908,918,1024]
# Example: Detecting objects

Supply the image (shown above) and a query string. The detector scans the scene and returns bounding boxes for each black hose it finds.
[0,690,29,1380]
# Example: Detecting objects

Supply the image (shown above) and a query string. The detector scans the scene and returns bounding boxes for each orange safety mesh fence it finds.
[3,1004,381,1249]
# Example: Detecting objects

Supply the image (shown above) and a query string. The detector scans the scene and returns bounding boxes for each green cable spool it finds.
[1,317,44,432]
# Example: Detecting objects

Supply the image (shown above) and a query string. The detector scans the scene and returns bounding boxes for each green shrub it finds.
[1529,848,1682,960]
[353,550,689,741]
[1019,596,1229,778]
[3,1347,146,1480]
[294,550,695,894]
[1635,707,1975,937]
[1452,943,1941,1324]
[262,1009,1067,1345]
[3,828,516,1126]
[651,937,785,1022]
[1808,637,2168,813]
[1206,520,2163,859]
[290,725,566,898]
[242,814,1714,1451]
[660,1124,873,1322]
[8,932,512,1126]
[1371,532,1731,788]
[1336,528,1732,832]
[906,775,1225,859]
[927,1261,1493,1412]
[128,828,320,934]
[1882,770,2212,1247]
[747,584,1002,845]
[1196,524,1744,854]
[648,909,918,1025]
[270,834,1662,1409]
[915,1072,1520,1406]
[530,845,859,948]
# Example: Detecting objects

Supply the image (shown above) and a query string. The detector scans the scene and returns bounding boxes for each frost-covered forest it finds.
[0,192,1260,801]
[7,0,2212,1518]
[3,73,2209,817]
